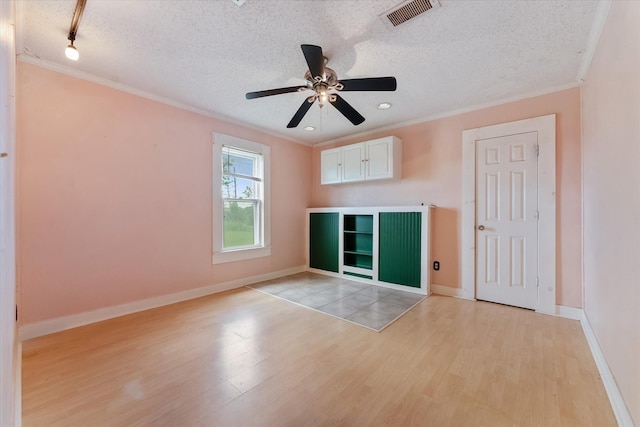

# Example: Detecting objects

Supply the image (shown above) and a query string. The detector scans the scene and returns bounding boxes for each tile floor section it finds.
[247,272,426,331]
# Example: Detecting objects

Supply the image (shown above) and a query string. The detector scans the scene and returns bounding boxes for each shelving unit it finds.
[343,214,373,279]
[306,206,431,295]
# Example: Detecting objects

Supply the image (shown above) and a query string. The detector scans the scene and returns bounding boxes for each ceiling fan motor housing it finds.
[304,66,340,88]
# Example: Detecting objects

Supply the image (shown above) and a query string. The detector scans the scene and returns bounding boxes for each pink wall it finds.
[582,1,640,423]
[17,61,584,325]
[17,62,312,324]
[312,87,583,307]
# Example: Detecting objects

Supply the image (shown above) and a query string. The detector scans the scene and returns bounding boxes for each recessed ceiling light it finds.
[377,102,392,110]
[304,126,315,131]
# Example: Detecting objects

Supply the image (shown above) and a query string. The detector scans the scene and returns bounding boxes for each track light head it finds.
[65,41,79,60]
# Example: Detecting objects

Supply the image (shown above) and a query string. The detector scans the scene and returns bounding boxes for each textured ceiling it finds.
[16,0,600,145]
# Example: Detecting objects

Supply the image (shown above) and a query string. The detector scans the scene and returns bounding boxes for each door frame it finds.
[461,114,556,314]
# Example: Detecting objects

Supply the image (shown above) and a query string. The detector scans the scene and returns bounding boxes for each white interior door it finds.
[476,132,538,309]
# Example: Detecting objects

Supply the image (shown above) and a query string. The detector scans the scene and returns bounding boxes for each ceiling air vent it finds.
[379,0,440,28]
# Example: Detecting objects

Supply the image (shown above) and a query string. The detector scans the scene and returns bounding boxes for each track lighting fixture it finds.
[65,0,87,61]
[65,38,79,61]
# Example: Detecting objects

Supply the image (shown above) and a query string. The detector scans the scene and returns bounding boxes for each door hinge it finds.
[537,277,539,288]
[15,304,18,322]
[536,145,540,157]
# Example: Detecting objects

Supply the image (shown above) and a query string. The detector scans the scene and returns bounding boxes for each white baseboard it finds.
[14,340,21,427]
[19,265,305,341]
[431,284,471,299]
[580,311,635,427]
[554,304,583,320]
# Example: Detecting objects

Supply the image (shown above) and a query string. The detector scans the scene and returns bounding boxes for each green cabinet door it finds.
[378,212,422,287]
[309,212,339,273]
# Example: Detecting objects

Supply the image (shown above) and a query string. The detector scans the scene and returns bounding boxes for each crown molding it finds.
[17,55,582,150]
[16,54,312,147]
[576,0,612,82]
[313,81,580,148]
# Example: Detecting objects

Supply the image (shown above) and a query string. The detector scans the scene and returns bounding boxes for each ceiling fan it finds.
[245,44,397,128]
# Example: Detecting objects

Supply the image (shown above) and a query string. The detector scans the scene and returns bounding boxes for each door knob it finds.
[477,225,485,230]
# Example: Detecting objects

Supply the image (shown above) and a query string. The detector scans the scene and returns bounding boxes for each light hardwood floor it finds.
[22,283,616,426]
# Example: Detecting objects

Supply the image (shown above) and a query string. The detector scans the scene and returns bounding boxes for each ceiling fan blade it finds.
[329,94,365,126]
[287,98,315,128]
[339,77,397,92]
[301,44,324,80]
[246,86,307,100]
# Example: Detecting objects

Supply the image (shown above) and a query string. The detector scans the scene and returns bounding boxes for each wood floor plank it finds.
[22,280,617,426]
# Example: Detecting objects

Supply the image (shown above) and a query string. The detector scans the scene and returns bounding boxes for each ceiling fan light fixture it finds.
[65,42,79,60]
[377,102,392,110]
[317,84,329,107]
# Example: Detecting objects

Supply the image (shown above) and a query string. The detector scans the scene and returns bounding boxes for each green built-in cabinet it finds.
[307,207,431,294]
[309,212,339,273]
[379,212,422,288]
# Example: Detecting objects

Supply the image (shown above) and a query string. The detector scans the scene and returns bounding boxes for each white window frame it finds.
[213,133,271,264]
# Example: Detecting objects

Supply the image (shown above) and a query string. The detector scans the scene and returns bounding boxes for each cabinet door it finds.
[309,213,339,272]
[378,212,422,287]
[321,148,342,184]
[341,143,365,182]
[366,138,394,180]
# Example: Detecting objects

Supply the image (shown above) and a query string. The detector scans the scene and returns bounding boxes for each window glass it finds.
[213,133,271,264]
[221,146,262,250]
[223,200,257,248]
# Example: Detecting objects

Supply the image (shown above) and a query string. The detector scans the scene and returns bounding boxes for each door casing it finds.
[461,114,556,315]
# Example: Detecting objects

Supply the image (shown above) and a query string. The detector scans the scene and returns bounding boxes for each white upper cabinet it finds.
[320,147,342,184]
[342,143,366,182]
[320,136,402,185]
[366,137,396,180]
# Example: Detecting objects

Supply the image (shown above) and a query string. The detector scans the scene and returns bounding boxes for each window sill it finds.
[212,246,271,265]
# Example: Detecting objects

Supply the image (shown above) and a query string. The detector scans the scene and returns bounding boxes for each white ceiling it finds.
[16,0,601,145]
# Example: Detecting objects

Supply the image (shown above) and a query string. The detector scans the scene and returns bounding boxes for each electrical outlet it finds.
[433,261,440,271]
